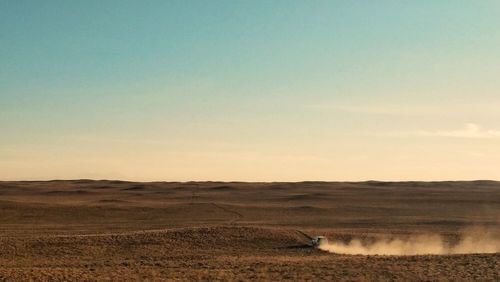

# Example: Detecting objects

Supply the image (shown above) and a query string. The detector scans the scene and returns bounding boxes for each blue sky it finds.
[1,1,500,181]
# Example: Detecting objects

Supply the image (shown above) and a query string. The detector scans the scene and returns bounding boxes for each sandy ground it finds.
[0,180,499,281]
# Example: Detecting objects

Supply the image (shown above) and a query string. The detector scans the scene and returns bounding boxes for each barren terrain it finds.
[0,180,499,281]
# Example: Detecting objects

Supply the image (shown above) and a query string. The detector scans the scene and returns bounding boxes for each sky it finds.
[1,0,500,181]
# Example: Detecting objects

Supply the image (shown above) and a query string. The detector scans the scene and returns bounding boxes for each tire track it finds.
[210,203,243,224]
[295,229,313,241]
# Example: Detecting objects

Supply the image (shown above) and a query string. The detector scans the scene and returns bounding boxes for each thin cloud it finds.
[308,102,500,117]
[398,123,500,139]
[308,104,434,115]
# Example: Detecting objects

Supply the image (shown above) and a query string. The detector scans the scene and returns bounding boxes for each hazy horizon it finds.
[1,178,500,183]
[2,1,500,181]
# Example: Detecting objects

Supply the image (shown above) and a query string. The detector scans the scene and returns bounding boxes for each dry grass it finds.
[0,180,499,281]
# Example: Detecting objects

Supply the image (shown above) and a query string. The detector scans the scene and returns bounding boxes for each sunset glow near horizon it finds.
[1,1,500,181]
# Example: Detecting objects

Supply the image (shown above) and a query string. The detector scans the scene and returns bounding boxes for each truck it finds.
[311,236,328,248]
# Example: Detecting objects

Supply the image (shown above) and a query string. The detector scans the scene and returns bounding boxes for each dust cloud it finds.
[319,229,500,255]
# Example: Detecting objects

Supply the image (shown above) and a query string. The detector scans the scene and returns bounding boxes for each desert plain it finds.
[0,180,499,281]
